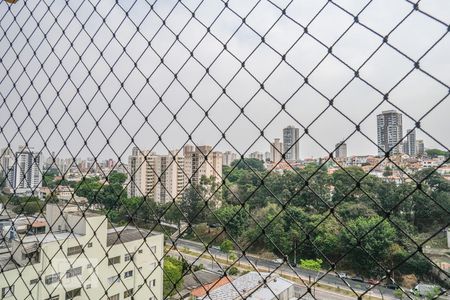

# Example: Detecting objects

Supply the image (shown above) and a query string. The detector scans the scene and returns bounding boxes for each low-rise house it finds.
[201,272,296,300]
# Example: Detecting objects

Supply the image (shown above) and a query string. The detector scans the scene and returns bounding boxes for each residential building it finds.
[127,147,155,199]
[0,147,14,188]
[0,204,164,300]
[128,145,222,202]
[154,150,185,203]
[416,140,425,156]
[334,141,347,159]
[183,145,222,185]
[201,272,297,300]
[404,129,416,157]
[127,148,185,203]
[249,151,264,161]
[10,146,43,196]
[283,126,300,161]
[222,151,237,167]
[270,138,283,162]
[377,110,403,156]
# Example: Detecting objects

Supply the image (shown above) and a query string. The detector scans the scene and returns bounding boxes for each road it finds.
[167,238,400,300]
[170,249,360,300]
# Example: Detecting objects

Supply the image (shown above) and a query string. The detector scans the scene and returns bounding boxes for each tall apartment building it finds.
[416,140,425,157]
[222,151,237,166]
[283,126,300,161]
[270,138,283,162]
[183,145,223,185]
[153,151,185,203]
[249,151,264,161]
[0,147,14,188]
[404,129,416,157]
[377,110,403,156]
[0,204,164,300]
[9,146,43,196]
[128,146,222,202]
[334,141,348,159]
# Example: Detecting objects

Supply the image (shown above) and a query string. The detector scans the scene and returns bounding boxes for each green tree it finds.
[179,185,207,223]
[299,258,322,271]
[340,216,396,276]
[163,257,184,297]
[107,171,127,185]
[213,204,248,238]
[425,148,449,158]
[220,239,234,253]
[13,197,43,215]
[230,158,265,172]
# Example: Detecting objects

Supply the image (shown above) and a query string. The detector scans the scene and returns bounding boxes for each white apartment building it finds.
[0,147,14,188]
[127,145,223,203]
[7,146,43,196]
[183,145,223,186]
[222,151,237,167]
[0,204,164,300]
[270,138,283,163]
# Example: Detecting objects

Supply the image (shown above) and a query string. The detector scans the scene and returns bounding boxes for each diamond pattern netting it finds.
[0,0,449,299]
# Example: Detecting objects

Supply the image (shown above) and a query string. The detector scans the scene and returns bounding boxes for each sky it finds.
[0,0,449,161]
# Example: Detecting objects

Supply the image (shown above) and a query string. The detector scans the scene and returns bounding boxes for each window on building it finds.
[124,252,135,262]
[86,284,91,289]
[87,242,92,248]
[124,288,133,298]
[108,256,120,265]
[152,279,156,287]
[124,270,133,278]
[107,275,120,285]
[67,245,82,256]
[45,296,59,300]
[66,267,82,278]
[65,288,81,300]
[87,263,92,269]
[1,286,14,298]
[150,246,156,254]
[45,273,60,285]
[108,294,119,300]
[30,278,39,285]
[138,249,143,254]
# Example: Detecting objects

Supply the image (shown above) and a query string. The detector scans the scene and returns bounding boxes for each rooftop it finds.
[202,272,294,300]
[106,226,158,247]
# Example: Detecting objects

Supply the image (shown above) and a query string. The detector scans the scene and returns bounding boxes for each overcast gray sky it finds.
[0,0,449,160]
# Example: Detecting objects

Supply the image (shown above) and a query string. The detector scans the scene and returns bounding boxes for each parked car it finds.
[337,272,348,279]
[272,258,284,264]
[384,282,399,290]
[351,275,364,283]
[367,278,380,285]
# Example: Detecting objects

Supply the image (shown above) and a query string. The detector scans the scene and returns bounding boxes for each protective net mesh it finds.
[0,0,449,299]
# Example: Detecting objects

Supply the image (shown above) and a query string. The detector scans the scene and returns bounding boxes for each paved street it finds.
[168,238,399,299]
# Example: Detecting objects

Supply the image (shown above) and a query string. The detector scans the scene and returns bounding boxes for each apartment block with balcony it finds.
[0,204,164,300]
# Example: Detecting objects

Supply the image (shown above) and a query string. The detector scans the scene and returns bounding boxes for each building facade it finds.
[222,151,237,167]
[9,146,43,196]
[404,128,416,157]
[0,204,164,300]
[270,138,283,163]
[334,141,347,159]
[377,110,403,156]
[183,145,222,186]
[0,147,14,188]
[283,126,300,161]
[416,140,425,157]
[128,146,222,202]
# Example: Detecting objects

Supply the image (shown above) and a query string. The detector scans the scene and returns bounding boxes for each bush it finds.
[228,266,239,276]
